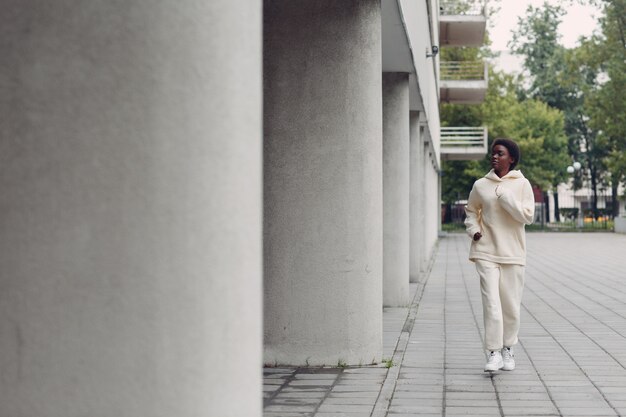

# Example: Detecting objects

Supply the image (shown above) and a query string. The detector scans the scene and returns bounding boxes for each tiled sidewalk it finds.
[263,233,626,417]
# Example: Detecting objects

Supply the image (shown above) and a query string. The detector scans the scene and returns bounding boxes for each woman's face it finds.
[491,144,514,173]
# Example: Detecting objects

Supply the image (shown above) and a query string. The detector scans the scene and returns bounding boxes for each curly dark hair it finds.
[492,138,520,170]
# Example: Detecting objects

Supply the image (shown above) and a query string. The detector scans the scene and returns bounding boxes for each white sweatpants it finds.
[475,259,525,351]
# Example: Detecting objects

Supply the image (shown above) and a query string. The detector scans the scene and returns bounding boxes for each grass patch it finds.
[527,220,613,232]
[444,222,614,233]
[382,358,394,368]
[442,223,466,232]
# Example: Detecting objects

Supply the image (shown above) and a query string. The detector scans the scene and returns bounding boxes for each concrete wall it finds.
[397,0,440,265]
[264,0,383,366]
[398,0,441,162]
[0,2,262,417]
[383,73,410,307]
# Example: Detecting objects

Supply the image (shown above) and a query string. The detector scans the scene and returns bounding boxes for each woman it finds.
[464,138,535,372]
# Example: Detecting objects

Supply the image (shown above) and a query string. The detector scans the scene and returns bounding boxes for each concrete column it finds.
[423,140,433,270]
[0,2,262,417]
[437,170,443,235]
[409,112,423,283]
[383,73,410,307]
[423,141,438,265]
[264,0,383,366]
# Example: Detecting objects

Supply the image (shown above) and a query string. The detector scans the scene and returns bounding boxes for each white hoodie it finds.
[464,169,535,265]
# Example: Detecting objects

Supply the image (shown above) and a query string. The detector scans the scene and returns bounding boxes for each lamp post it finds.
[566,162,582,227]
[567,161,582,174]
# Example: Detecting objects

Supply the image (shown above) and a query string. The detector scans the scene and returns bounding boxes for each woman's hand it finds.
[473,232,482,241]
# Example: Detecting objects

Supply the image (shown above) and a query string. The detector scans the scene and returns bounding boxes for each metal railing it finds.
[440,1,485,16]
[440,61,487,81]
[440,127,487,147]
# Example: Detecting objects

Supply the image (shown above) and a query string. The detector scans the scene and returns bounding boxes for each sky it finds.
[489,0,601,73]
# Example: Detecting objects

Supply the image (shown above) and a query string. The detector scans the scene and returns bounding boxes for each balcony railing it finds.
[440,61,487,81]
[439,2,487,47]
[440,127,487,148]
[440,127,488,160]
[440,1,485,16]
[440,126,488,160]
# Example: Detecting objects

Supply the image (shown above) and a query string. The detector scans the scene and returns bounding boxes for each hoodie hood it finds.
[484,169,525,182]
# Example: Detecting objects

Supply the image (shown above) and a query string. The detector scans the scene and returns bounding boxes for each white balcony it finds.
[439,1,487,47]
[440,61,488,104]
[440,126,488,160]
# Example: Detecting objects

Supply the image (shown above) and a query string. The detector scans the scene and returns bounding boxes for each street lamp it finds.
[567,161,582,174]
[566,162,582,227]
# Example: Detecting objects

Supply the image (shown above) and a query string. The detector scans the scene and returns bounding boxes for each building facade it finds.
[0,1,484,416]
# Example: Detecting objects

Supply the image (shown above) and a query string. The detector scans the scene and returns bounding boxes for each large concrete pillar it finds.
[383,73,410,307]
[423,138,439,265]
[438,169,443,235]
[0,2,262,417]
[264,0,383,366]
[409,112,423,283]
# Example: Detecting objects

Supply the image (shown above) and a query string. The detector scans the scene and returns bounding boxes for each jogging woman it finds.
[464,138,535,372]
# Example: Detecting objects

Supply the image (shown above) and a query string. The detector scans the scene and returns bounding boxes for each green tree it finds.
[509,2,606,220]
[440,70,568,209]
[440,0,568,225]
[440,67,510,206]
[509,4,570,109]
[578,0,626,216]
[508,100,568,192]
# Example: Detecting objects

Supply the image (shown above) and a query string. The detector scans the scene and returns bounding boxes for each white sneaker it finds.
[502,347,515,371]
[484,350,503,372]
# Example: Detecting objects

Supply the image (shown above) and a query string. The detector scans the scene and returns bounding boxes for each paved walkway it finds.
[263,232,626,417]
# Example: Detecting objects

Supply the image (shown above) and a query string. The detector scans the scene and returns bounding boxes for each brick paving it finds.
[263,232,626,417]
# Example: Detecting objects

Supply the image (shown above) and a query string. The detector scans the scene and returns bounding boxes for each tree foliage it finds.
[441,0,626,218]
[507,1,623,216]
[509,4,570,109]
[578,0,626,205]
[508,100,568,190]
[441,69,567,203]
